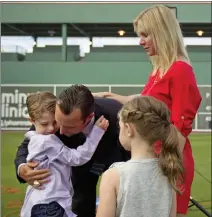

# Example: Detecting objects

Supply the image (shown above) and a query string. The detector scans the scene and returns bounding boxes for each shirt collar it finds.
[82,116,95,136]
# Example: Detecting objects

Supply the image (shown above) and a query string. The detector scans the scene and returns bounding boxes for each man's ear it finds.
[89,112,95,119]
[84,112,94,124]
[87,112,95,121]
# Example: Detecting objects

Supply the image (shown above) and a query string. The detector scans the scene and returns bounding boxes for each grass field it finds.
[1,131,211,217]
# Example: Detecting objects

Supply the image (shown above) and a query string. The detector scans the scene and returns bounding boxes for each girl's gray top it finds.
[111,159,173,217]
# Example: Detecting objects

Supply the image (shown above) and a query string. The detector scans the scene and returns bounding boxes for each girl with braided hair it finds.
[96,96,184,217]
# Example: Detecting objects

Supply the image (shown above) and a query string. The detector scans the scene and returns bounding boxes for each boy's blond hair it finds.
[26,92,57,120]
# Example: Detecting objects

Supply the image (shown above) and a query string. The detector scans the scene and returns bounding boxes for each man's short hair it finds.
[57,85,95,121]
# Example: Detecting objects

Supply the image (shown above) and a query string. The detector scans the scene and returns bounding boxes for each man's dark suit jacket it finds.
[14,97,129,184]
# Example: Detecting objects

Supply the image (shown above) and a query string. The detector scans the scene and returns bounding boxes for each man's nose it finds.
[60,127,66,135]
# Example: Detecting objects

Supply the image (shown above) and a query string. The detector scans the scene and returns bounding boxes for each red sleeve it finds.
[141,73,153,95]
[170,62,202,137]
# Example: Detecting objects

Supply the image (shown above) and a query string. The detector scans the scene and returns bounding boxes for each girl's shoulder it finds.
[110,162,126,169]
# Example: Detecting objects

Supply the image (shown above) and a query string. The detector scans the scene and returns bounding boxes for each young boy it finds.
[20,92,109,217]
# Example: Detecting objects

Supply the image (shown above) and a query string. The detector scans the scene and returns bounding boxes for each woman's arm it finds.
[177,131,186,152]
[96,168,119,217]
[93,92,140,105]
[170,63,202,152]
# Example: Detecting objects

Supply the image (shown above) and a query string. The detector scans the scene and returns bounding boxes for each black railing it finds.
[189,197,212,217]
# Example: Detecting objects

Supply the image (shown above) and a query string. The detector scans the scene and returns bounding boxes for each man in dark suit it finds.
[14,84,130,217]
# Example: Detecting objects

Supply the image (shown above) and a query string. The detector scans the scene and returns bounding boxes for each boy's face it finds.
[31,112,59,135]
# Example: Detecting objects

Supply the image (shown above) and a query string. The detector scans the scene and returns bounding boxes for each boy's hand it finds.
[95,115,109,131]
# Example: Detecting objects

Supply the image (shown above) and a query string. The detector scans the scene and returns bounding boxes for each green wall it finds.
[2,46,148,62]
[2,61,211,85]
[2,46,211,62]
[2,45,211,85]
[1,3,211,23]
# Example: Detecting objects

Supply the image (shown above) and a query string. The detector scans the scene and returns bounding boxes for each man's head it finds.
[55,85,95,136]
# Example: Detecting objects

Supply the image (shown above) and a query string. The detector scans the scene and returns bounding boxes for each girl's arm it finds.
[96,168,119,217]
[169,190,176,217]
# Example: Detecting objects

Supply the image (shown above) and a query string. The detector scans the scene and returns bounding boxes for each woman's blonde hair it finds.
[119,96,184,194]
[133,5,190,75]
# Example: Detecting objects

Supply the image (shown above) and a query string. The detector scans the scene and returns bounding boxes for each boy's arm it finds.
[55,126,105,166]
[17,132,51,186]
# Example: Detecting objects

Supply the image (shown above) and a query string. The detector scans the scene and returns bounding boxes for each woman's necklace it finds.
[153,71,162,84]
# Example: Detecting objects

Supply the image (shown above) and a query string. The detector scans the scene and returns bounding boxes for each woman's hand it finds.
[92,92,112,98]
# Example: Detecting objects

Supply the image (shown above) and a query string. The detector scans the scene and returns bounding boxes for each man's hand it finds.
[19,161,51,189]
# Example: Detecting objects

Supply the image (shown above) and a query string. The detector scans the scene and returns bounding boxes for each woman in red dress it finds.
[93,5,202,216]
